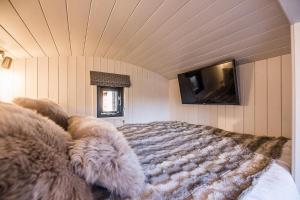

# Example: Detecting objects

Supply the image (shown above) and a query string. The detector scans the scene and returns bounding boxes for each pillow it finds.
[13,97,69,130]
[0,102,93,200]
[68,116,146,199]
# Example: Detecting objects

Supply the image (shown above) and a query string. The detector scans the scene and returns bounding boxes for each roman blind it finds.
[90,71,130,87]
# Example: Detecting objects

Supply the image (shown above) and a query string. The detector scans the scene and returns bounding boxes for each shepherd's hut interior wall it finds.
[169,54,292,138]
[0,56,169,124]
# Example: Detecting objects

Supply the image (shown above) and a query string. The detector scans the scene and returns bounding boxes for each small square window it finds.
[97,86,124,118]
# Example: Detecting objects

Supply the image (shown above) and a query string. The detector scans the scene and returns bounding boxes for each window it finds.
[97,86,124,118]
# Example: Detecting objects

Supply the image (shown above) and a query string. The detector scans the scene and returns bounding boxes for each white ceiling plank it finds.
[148,13,288,72]
[10,0,58,56]
[138,0,273,67]
[0,0,291,78]
[161,35,290,77]
[123,0,244,63]
[84,0,116,56]
[0,25,30,58]
[94,0,141,57]
[39,0,71,56]
[105,0,164,57]
[0,0,44,56]
[112,0,191,60]
[160,35,290,76]
[164,45,290,79]
[67,0,92,55]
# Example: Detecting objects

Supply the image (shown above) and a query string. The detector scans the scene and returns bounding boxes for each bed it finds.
[118,121,299,200]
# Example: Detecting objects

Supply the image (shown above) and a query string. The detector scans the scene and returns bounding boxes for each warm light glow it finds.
[0,67,13,102]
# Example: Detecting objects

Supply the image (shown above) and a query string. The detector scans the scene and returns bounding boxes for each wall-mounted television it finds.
[177,60,240,105]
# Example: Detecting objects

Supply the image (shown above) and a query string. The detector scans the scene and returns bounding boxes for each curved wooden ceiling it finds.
[0,0,290,79]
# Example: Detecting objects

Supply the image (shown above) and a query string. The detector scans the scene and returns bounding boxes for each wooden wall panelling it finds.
[218,105,226,130]
[254,59,268,135]
[0,26,30,58]
[67,56,77,114]
[94,0,141,56]
[39,0,71,55]
[85,56,93,116]
[92,57,101,117]
[48,57,59,102]
[198,105,209,125]
[58,56,68,110]
[84,0,116,55]
[10,0,58,56]
[281,54,292,138]
[76,56,86,115]
[168,54,292,138]
[12,59,26,97]
[105,0,164,57]
[267,56,282,137]
[67,0,92,55]
[241,62,255,134]
[37,57,48,98]
[0,0,44,56]
[25,58,37,99]
[225,105,235,132]
[126,63,134,123]
[209,106,218,127]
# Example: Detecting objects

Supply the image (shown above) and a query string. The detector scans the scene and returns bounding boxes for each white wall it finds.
[0,56,169,125]
[169,54,292,138]
[291,22,300,192]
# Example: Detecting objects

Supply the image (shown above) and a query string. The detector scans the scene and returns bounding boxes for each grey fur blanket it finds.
[118,121,288,200]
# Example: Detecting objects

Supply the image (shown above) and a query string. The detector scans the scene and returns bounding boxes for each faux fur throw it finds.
[13,97,69,130]
[68,116,147,199]
[118,121,288,200]
[0,102,93,200]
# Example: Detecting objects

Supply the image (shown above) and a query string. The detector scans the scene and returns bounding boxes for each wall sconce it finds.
[0,50,12,69]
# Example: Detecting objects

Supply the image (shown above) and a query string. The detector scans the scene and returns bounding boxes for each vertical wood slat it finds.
[267,56,282,137]
[13,59,26,98]
[48,57,59,103]
[76,56,86,115]
[92,57,101,117]
[58,56,68,110]
[0,64,14,101]
[26,58,38,99]
[37,57,49,99]
[282,54,292,138]
[254,59,268,136]
[67,56,77,114]
[209,106,218,127]
[241,63,255,135]
[234,65,244,133]
[218,105,226,130]
[85,57,93,116]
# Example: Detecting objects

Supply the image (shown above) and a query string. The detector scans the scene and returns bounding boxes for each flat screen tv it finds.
[177,60,240,105]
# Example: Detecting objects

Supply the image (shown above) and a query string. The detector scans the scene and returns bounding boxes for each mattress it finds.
[119,121,299,200]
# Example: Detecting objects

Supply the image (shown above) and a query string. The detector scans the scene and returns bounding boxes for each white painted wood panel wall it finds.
[169,54,292,138]
[0,56,169,126]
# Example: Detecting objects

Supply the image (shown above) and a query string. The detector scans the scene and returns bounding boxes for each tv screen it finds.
[177,60,240,105]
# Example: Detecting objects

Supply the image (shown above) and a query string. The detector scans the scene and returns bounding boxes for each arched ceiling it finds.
[0,0,290,79]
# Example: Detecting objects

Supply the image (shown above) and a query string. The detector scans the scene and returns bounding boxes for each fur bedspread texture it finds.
[0,100,288,200]
[68,116,147,199]
[118,121,288,200]
[0,102,93,200]
[13,97,69,130]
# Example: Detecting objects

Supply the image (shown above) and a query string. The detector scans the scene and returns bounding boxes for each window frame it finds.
[97,86,124,118]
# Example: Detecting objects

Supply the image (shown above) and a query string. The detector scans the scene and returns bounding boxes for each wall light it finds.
[0,50,12,69]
